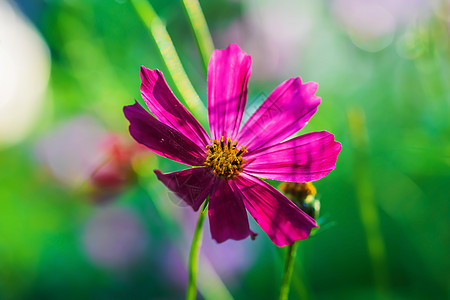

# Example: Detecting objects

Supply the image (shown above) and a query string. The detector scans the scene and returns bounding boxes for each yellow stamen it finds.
[204,137,247,179]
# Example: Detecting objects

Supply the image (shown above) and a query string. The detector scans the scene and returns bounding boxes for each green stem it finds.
[130,0,207,124]
[279,242,299,300]
[181,0,215,73]
[186,198,209,300]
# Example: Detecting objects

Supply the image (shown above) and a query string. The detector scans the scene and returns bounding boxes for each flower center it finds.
[204,137,247,179]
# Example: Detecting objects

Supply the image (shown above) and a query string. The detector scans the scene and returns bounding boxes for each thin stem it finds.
[186,198,209,300]
[181,0,215,73]
[279,242,299,300]
[130,0,207,124]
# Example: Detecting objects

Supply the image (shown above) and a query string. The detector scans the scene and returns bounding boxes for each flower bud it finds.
[279,182,320,220]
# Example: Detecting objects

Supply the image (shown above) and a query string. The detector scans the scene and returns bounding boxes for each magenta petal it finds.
[244,131,342,182]
[238,78,321,151]
[208,178,252,243]
[234,173,318,247]
[124,101,206,166]
[140,67,209,148]
[208,44,252,140]
[154,168,214,211]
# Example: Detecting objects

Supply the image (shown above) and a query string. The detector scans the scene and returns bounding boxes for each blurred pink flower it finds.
[36,116,147,202]
[216,0,317,80]
[81,206,148,270]
[331,0,432,51]
[89,134,141,188]
[124,44,341,247]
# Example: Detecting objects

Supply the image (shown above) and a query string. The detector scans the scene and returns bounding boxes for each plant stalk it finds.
[181,0,215,73]
[279,241,299,300]
[186,199,209,300]
[130,0,207,123]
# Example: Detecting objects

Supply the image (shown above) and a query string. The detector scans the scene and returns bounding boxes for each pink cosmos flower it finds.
[124,44,341,247]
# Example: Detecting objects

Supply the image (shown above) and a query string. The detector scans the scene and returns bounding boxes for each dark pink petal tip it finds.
[238,78,321,151]
[123,101,206,166]
[244,131,342,182]
[208,178,252,243]
[154,168,213,211]
[140,67,209,148]
[235,173,318,247]
[208,44,252,140]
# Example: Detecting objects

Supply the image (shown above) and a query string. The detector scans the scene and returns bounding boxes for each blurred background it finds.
[0,0,449,299]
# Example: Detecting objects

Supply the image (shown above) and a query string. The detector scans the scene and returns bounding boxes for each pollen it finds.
[204,137,247,179]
